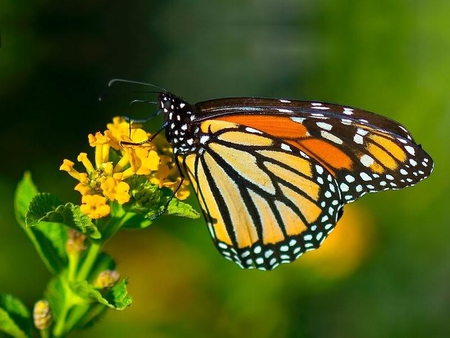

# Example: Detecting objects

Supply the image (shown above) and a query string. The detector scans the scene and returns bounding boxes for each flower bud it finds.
[94,270,120,288]
[66,229,86,253]
[33,300,52,330]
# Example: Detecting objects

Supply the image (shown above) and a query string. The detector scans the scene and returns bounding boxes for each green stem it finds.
[100,208,130,243]
[40,329,50,338]
[67,251,80,282]
[64,303,91,333]
[77,241,102,282]
[53,207,133,335]
[52,299,71,337]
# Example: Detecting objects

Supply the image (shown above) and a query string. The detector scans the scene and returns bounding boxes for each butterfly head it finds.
[159,92,199,155]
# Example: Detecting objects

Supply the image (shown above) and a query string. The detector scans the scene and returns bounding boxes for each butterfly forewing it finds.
[158,92,434,270]
[196,98,434,202]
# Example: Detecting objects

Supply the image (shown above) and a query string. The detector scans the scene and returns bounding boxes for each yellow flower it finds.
[60,160,86,182]
[126,148,159,175]
[61,116,191,219]
[106,117,133,149]
[101,177,130,204]
[80,195,111,219]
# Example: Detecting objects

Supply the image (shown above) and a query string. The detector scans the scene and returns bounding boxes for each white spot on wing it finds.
[340,182,349,192]
[357,128,369,136]
[311,102,330,110]
[278,108,293,113]
[354,134,364,145]
[245,127,263,134]
[360,154,374,167]
[291,117,305,124]
[200,135,210,144]
[405,145,415,155]
[343,108,354,115]
[320,130,343,144]
[360,172,372,181]
[345,175,355,183]
[281,144,291,151]
[317,122,333,130]
[341,119,352,125]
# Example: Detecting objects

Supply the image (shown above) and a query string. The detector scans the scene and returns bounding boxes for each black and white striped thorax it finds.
[160,92,200,155]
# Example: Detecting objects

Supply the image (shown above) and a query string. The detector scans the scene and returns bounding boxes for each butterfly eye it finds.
[162,100,173,111]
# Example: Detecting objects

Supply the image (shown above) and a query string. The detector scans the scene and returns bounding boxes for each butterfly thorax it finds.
[159,92,200,155]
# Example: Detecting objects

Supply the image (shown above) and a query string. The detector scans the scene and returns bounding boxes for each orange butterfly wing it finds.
[159,94,434,270]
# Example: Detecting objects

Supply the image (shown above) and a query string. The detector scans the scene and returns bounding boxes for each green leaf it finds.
[103,279,132,310]
[25,193,63,226]
[0,294,32,338]
[166,198,200,219]
[44,276,66,321]
[28,222,69,274]
[26,196,101,239]
[14,175,69,274]
[14,172,39,227]
[70,279,132,310]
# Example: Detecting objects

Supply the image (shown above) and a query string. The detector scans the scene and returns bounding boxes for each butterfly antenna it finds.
[108,79,168,93]
[129,99,158,106]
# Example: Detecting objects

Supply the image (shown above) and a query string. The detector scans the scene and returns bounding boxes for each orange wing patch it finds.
[294,139,353,172]
[217,115,308,138]
[216,115,354,175]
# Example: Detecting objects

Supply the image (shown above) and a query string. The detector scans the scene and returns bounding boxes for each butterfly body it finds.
[158,92,433,270]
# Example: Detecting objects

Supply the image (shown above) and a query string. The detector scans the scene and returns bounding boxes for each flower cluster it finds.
[60,117,190,219]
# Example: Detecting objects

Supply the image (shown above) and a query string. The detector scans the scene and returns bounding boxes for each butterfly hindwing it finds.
[183,120,344,270]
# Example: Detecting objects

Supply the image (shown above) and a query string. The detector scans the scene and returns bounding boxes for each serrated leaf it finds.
[25,193,62,226]
[67,205,102,239]
[26,198,101,239]
[70,280,132,310]
[103,279,132,310]
[166,198,200,219]
[14,172,39,227]
[0,294,32,338]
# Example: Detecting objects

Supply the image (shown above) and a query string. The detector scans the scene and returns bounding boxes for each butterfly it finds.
[115,80,434,271]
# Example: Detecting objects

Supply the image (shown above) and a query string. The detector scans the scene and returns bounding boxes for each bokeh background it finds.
[1,1,449,337]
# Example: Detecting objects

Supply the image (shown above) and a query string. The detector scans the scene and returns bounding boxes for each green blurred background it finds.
[1,1,448,337]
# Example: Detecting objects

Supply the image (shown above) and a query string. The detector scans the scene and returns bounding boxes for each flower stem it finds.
[77,241,102,282]
[52,300,71,337]
[67,252,80,282]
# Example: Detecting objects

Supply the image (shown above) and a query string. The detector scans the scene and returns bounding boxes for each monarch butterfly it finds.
[116,80,434,271]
